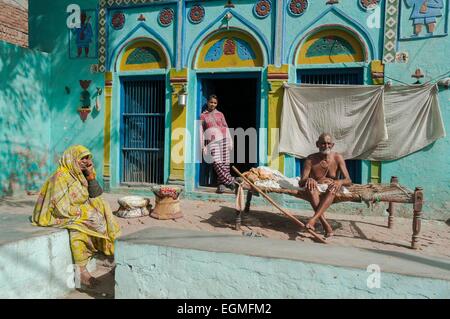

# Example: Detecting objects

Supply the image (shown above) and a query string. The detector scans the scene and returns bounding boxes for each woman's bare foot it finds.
[79,269,100,289]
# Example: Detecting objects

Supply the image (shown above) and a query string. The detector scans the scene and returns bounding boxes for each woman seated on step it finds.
[32,145,120,289]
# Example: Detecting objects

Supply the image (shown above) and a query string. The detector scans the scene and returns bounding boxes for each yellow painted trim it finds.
[268,64,289,74]
[170,68,188,79]
[103,72,113,182]
[120,40,167,71]
[197,31,263,69]
[370,161,381,184]
[297,29,364,65]
[267,64,288,173]
[371,60,384,85]
[168,69,188,182]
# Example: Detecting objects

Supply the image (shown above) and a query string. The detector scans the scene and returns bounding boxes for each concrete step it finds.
[115,227,450,298]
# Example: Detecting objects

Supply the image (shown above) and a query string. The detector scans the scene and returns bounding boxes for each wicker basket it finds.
[115,196,152,218]
[150,185,183,220]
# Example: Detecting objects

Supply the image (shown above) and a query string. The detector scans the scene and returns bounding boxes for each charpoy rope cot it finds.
[233,169,424,249]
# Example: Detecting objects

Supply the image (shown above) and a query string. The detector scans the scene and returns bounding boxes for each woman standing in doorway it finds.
[200,95,236,193]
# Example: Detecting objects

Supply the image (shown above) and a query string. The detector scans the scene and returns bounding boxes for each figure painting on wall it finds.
[405,0,444,36]
[69,10,97,59]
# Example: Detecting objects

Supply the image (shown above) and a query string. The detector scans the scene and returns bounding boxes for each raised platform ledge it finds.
[115,227,450,299]
[0,214,75,298]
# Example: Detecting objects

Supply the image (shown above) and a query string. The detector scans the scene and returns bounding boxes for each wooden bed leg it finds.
[412,187,423,250]
[387,176,398,229]
[244,191,253,213]
[235,210,242,231]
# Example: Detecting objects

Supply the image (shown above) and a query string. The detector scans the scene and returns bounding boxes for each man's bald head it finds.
[317,133,333,143]
[316,133,334,154]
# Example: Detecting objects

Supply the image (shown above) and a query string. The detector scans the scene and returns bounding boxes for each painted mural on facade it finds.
[399,0,449,39]
[68,8,98,58]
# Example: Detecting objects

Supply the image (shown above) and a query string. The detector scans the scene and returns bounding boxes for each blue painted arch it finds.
[185,9,271,68]
[287,6,377,64]
[108,22,173,72]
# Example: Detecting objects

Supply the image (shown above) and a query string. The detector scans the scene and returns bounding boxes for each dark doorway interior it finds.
[199,76,258,187]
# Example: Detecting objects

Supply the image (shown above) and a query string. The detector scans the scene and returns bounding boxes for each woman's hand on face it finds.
[79,157,94,176]
[82,164,94,177]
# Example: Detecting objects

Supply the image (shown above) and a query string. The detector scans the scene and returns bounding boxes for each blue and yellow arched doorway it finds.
[104,38,171,189]
[293,27,370,183]
[192,29,266,189]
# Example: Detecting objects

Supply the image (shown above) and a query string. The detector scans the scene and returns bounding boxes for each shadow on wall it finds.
[0,42,51,197]
[45,29,111,183]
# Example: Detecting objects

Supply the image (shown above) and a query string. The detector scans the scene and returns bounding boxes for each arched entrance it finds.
[117,39,169,185]
[193,29,265,188]
[295,27,369,183]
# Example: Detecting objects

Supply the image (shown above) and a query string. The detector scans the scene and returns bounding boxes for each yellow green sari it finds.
[32,145,120,266]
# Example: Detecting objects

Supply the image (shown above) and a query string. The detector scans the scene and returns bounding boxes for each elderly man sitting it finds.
[299,133,352,238]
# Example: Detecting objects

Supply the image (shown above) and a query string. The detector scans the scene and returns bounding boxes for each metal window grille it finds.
[121,79,165,185]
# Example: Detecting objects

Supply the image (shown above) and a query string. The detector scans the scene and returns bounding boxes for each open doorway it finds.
[197,74,260,188]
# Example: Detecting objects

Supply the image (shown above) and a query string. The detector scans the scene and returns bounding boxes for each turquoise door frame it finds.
[183,68,266,192]
[110,70,171,189]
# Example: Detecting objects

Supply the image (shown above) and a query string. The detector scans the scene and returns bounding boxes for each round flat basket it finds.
[151,185,183,220]
[116,196,152,218]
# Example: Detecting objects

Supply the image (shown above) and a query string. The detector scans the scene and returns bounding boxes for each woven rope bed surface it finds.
[241,182,414,204]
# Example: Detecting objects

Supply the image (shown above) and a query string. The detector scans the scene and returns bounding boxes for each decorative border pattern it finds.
[98,0,170,73]
[188,4,205,24]
[158,8,174,27]
[359,0,379,11]
[383,0,400,63]
[111,12,125,30]
[254,0,271,19]
[288,0,308,16]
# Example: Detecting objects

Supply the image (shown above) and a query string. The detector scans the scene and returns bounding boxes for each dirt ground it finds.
[1,193,449,299]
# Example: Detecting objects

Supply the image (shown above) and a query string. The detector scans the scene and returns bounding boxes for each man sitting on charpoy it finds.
[299,133,352,238]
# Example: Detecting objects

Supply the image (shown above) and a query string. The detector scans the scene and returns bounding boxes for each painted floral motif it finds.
[359,0,380,10]
[254,0,271,18]
[235,38,256,60]
[189,5,205,24]
[205,38,256,62]
[306,36,356,58]
[126,47,161,65]
[223,39,236,55]
[288,0,308,16]
[158,8,174,26]
[111,12,125,30]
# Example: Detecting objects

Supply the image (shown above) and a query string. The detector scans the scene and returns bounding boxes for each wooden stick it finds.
[232,166,327,244]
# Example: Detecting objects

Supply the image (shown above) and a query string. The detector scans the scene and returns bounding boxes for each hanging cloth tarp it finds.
[358,84,445,160]
[279,83,387,160]
[279,83,445,161]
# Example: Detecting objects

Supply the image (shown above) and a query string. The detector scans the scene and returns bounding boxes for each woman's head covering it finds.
[32,144,120,242]
[59,145,94,187]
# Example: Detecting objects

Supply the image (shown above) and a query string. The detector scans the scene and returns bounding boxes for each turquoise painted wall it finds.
[29,0,106,183]
[25,1,450,219]
[284,2,383,63]
[0,41,51,196]
[383,35,450,219]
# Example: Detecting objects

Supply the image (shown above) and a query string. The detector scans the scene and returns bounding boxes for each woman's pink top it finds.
[200,109,229,142]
